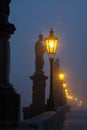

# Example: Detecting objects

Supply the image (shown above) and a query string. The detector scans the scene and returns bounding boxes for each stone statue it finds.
[35,34,45,72]
[0,0,11,24]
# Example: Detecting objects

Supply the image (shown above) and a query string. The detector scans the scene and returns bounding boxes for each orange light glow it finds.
[63,82,67,88]
[45,39,58,54]
[75,98,78,101]
[65,89,68,93]
[59,70,65,81]
[45,28,58,55]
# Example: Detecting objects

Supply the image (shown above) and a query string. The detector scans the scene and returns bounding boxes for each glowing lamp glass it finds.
[59,71,65,81]
[45,39,58,54]
[63,83,67,88]
[45,28,58,58]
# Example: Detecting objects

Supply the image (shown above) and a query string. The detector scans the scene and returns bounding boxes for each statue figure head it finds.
[6,0,11,4]
[38,34,43,41]
[0,0,11,24]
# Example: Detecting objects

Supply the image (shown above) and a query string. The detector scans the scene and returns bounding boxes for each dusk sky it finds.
[9,0,87,111]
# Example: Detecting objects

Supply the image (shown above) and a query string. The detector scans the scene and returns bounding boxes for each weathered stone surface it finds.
[23,72,48,119]
[21,107,68,130]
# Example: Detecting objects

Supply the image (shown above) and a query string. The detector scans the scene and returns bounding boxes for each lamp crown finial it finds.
[50,28,54,37]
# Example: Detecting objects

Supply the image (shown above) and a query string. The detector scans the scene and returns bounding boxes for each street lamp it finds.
[58,70,65,105]
[45,28,59,110]
[58,70,65,81]
[62,82,67,88]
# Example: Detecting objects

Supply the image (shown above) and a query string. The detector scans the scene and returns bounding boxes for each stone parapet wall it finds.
[20,106,69,130]
[1,106,70,130]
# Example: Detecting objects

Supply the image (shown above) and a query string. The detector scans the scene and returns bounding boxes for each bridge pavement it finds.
[63,110,87,130]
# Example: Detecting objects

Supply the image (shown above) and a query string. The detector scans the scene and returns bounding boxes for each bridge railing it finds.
[0,105,70,130]
[19,105,70,130]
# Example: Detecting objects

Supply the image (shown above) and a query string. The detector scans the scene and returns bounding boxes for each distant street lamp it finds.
[45,28,59,110]
[62,82,67,88]
[58,70,65,81]
[58,70,65,105]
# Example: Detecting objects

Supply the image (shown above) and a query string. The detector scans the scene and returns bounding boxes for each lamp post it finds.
[58,70,65,105]
[45,28,59,110]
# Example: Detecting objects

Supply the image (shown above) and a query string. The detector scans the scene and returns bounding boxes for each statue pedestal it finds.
[23,71,48,119]
[0,83,20,128]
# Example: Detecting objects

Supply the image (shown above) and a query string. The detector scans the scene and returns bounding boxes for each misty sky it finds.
[9,0,87,109]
